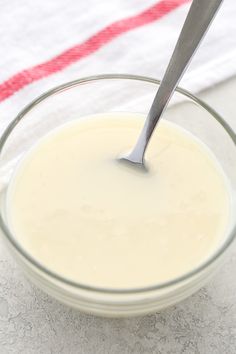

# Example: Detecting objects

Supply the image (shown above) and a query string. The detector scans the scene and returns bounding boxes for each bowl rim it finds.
[0,73,235,294]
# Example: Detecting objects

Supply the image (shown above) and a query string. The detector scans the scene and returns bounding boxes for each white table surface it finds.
[0,77,236,354]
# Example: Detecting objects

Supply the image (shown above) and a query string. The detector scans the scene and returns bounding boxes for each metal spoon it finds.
[120,0,223,168]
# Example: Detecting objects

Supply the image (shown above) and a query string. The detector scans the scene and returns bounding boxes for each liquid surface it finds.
[7,114,230,288]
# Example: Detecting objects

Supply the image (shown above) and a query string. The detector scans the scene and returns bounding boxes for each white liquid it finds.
[7,114,231,288]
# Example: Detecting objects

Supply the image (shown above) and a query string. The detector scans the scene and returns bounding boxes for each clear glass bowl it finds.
[0,74,235,317]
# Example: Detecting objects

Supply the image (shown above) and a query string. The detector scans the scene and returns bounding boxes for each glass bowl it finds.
[0,74,235,317]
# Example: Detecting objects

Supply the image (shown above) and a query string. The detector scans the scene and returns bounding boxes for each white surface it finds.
[0,77,236,353]
[1,0,236,351]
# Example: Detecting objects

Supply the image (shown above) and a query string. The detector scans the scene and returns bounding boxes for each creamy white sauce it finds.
[7,113,231,288]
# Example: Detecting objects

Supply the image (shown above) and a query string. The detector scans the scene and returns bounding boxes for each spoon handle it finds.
[128,0,223,164]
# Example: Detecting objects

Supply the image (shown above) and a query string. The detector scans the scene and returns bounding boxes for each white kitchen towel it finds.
[0,0,236,131]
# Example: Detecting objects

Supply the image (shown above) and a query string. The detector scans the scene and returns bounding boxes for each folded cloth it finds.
[0,0,236,131]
